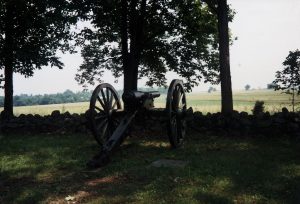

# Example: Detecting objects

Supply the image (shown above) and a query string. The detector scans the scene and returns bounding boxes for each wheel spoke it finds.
[106,123,111,140]
[112,118,120,126]
[171,115,177,126]
[171,109,177,116]
[172,94,178,111]
[176,91,181,109]
[171,118,177,137]
[111,98,117,110]
[102,123,109,140]
[96,118,108,130]
[109,91,114,109]
[95,114,107,121]
[108,121,116,137]
[98,119,107,133]
[178,91,183,106]
[106,88,110,109]
[97,96,106,111]
[100,89,108,108]
[107,88,114,109]
[179,97,185,111]
[178,121,185,141]
[95,105,105,114]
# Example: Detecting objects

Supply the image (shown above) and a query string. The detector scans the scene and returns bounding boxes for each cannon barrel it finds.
[148,91,160,98]
[122,90,160,106]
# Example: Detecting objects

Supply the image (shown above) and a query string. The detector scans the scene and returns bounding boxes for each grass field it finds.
[0,131,299,203]
[1,89,299,116]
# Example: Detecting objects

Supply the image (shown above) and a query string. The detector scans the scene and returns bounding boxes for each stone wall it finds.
[193,110,300,137]
[0,109,299,137]
[0,111,88,134]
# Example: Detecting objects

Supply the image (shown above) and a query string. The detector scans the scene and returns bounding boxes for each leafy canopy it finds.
[273,49,300,95]
[75,0,221,91]
[0,0,77,78]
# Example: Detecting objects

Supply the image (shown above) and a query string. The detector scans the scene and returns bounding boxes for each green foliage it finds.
[0,0,78,118]
[75,0,222,91]
[0,0,77,76]
[252,100,265,115]
[273,49,300,111]
[273,50,300,95]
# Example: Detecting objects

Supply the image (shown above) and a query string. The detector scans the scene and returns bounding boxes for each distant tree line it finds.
[138,87,168,95]
[0,90,91,107]
[0,87,168,107]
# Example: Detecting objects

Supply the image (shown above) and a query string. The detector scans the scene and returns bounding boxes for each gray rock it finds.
[72,113,80,119]
[282,107,289,114]
[193,111,203,118]
[240,111,248,118]
[51,110,61,117]
[63,111,71,118]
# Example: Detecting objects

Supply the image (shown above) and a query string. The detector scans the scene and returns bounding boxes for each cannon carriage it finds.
[87,79,187,168]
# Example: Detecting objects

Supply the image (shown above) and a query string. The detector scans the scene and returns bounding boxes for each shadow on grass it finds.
[0,132,299,203]
[194,192,234,204]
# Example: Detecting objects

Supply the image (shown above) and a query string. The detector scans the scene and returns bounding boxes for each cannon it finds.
[87,79,187,168]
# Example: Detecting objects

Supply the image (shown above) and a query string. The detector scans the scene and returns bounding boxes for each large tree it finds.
[203,0,233,113]
[75,0,221,93]
[0,0,76,119]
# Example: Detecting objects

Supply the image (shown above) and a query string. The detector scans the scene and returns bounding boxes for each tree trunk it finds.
[217,0,233,114]
[121,0,145,93]
[120,0,139,111]
[120,0,132,93]
[3,61,14,119]
[3,3,14,119]
[292,86,295,112]
[123,54,138,92]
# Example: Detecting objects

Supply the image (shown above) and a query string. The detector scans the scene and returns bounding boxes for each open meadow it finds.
[1,89,299,116]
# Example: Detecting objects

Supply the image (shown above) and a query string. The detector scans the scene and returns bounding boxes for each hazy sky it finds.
[1,0,300,96]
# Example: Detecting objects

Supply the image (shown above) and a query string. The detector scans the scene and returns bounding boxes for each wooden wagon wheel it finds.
[166,79,187,148]
[89,83,122,146]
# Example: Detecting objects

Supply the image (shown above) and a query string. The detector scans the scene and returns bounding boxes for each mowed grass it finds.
[0,132,299,203]
[1,89,299,116]
[0,102,90,116]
